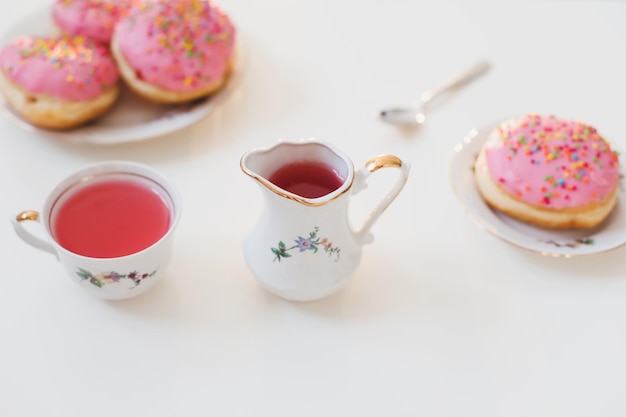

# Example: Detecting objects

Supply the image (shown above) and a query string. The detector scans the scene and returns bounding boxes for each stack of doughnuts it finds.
[0,0,236,130]
[474,114,620,229]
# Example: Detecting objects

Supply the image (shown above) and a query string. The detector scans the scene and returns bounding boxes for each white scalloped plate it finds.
[450,123,626,257]
[0,7,244,145]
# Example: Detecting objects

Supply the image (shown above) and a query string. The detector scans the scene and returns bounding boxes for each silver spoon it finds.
[379,60,491,127]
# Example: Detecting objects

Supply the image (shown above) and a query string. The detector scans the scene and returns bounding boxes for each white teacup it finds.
[11,160,181,300]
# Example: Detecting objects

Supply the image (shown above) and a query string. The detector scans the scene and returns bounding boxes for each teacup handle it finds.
[352,154,410,244]
[11,211,59,259]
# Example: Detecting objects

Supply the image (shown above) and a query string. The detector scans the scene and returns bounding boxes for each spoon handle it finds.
[420,60,491,103]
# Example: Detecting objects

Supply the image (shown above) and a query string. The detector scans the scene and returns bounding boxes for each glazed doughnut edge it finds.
[474,149,619,229]
[0,70,119,130]
[110,36,234,105]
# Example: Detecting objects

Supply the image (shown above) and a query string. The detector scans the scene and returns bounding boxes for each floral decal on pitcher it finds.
[76,268,158,288]
[271,226,341,262]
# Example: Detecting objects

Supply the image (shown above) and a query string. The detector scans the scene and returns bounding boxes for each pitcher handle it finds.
[352,155,410,244]
[11,211,59,259]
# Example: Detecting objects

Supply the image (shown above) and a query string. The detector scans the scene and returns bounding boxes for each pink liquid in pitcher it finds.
[51,175,171,258]
[268,161,344,198]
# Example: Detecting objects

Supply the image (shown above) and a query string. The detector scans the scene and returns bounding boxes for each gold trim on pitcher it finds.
[365,155,403,173]
[243,171,355,207]
[16,211,39,222]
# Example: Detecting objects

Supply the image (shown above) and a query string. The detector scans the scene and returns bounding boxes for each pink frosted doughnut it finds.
[111,0,236,103]
[0,35,120,129]
[474,114,620,229]
[52,0,133,44]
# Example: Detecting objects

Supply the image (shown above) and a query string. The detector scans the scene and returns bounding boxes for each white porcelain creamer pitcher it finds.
[240,138,410,301]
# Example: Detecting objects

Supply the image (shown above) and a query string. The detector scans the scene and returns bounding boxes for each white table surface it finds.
[2,0,626,416]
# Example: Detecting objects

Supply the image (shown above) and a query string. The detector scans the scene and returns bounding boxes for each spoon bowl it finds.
[379,107,427,127]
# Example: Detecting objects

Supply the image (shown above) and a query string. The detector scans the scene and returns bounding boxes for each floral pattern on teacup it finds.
[76,268,158,288]
[271,226,341,262]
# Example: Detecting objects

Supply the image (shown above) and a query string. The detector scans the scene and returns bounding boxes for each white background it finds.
[1,0,626,416]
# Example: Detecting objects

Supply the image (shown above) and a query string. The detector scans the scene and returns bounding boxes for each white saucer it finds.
[449,123,626,257]
[0,7,244,145]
